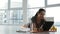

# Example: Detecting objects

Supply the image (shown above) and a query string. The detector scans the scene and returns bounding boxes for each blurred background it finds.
[0,0,60,34]
[0,0,60,25]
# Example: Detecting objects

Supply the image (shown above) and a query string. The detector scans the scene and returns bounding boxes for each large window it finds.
[0,0,23,25]
[10,10,23,24]
[4,10,23,24]
[0,0,8,9]
[0,10,23,24]
[0,0,60,25]
[27,0,45,8]
[0,10,5,24]
[47,0,60,5]
[46,6,60,25]
[10,0,22,8]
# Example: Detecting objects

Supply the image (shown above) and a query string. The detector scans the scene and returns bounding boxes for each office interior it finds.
[0,0,60,34]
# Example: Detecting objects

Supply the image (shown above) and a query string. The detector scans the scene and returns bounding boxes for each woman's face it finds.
[37,11,45,19]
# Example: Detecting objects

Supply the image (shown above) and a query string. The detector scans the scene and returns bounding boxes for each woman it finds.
[22,8,54,32]
[30,8,46,32]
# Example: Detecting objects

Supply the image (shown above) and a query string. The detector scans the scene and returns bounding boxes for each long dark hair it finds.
[31,8,46,23]
[31,8,46,29]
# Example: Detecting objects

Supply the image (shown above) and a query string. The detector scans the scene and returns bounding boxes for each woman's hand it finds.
[30,28,38,32]
[39,28,43,32]
[20,24,28,28]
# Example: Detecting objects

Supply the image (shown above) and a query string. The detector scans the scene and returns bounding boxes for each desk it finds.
[0,25,60,34]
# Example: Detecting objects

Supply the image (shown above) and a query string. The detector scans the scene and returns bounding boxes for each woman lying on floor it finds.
[22,8,54,32]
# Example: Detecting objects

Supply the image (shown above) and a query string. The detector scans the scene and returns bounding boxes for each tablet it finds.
[42,21,54,31]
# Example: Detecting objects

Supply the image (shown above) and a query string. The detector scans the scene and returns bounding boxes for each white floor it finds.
[0,25,60,34]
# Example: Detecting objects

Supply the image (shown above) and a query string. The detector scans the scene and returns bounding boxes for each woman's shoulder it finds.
[31,16,36,23]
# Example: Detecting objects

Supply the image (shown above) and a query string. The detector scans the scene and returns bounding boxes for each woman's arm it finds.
[30,23,38,32]
[20,24,28,28]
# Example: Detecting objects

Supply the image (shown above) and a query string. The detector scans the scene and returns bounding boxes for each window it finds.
[27,8,45,19]
[0,10,5,24]
[46,7,60,25]
[27,9,39,18]
[10,10,23,20]
[47,0,60,5]
[9,10,23,24]
[0,10,23,24]
[10,0,22,8]
[27,0,45,8]
[0,0,8,9]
